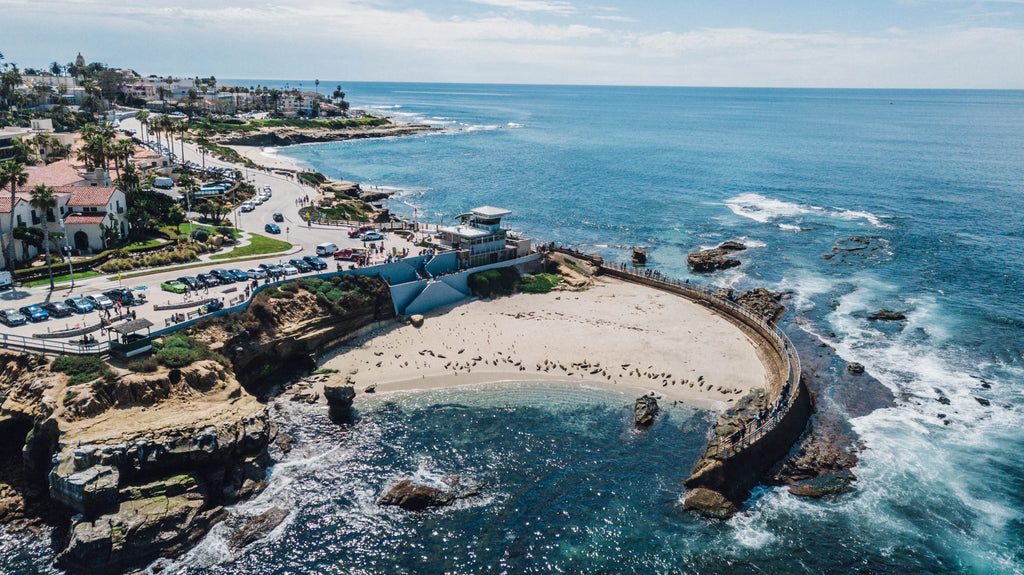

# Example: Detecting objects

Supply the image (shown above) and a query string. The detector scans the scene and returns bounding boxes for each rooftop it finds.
[63,213,107,225]
[65,187,116,207]
[22,160,85,189]
[471,206,512,218]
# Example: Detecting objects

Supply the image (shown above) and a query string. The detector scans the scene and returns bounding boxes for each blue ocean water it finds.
[273,84,1024,574]
[5,84,1022,574]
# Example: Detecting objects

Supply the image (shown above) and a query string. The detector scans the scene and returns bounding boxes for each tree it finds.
[99,222,120,249]
[12,226,43,263]
[1,160,28,272]
[195,128,210,170]
[29,184,57,289]
[135,110,150,142]
[50,61,62,77]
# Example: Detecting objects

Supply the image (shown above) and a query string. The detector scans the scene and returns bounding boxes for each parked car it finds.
[0,309,27,327]
[281,264,299,276]
[103,288,140,306]
[349,225,375,238]
[211,269,236,284]
[40,302,73,318]
[247,268,267,280]
[253,196,265,205]
[240,202,255,212]
[177,276,201,291]
[228,269,249,282]
[196,273,220,287]
[18,305,49,322]
[64,297,95,314]
[361,232,385,242]
[273,212,284,222]
[265,223,281,234]
[302,256,328,270]
[288,259,311,273]
[161,280,187,294]
[85,294,115,310]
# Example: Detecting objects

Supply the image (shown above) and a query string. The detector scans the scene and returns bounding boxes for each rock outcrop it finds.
[229,506,290,550]
[378,479,456,511]
[867,309,906,321]
[687,242,745,272]
[0,350,272,575]
[213,120,437,147]
[634,395,659,428]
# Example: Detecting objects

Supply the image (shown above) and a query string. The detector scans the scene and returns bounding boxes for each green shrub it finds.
[156,346,202,368]
[51,355,112,385]
[468,268,520,298]
[128,356,159,373]
[191,228,210,242]
[518,273,562,294]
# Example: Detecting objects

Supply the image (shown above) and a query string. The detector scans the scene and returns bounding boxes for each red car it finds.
[348,225,375,238]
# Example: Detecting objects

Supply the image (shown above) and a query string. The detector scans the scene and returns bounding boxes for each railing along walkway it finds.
[591,258,801,460]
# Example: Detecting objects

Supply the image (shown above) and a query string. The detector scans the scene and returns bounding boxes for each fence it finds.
[594,259,801,460]
[0,332,109,355]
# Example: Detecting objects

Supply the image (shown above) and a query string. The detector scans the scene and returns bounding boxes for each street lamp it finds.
[63,244,75,288]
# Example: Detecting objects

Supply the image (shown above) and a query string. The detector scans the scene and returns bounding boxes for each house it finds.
[59,187,127,253]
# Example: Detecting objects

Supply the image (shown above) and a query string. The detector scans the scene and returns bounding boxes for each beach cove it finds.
[320,276,769,409]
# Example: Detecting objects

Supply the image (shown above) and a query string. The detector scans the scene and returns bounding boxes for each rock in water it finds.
[634,395,659,428]
[847,362,865,375]
[787,470,856,500]
[229,507,290,550]
[378,479,455,511]
[686,242,746,273]
[682,487,738,520]
[323,383,356,410]
[867,309,906,321]
[631,247,647,265]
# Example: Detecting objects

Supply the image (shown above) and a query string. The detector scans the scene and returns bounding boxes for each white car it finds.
[247,268,267,279]
[253,196,264,205]
[240,202,255,212]
[85,294,115,310]
[281,264,299,276]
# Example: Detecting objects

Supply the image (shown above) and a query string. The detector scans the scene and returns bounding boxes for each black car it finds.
[177,276,201,291]
[273,212,284,222]
[40,301,73,318]
[302,256,328,271]
[103,288,139,306]
[196,273,220,288]
[288,259,312,273]
[210,269,236,284]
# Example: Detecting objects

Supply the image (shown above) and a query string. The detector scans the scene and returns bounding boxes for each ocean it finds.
[5,84,1024,574]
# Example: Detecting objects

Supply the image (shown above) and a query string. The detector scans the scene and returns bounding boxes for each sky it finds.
[2,0,1024,88]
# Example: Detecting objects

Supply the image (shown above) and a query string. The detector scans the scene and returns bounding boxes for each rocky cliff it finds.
[0,350,270,574]
[213,121,437,147]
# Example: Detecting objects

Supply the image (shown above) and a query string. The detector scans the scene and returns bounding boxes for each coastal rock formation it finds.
[687,242,746,273]
[378,479,456,511]
[0,349,271,574]
[213,121,437,147]
[634,395,659,428]
[786,470,856,500]
[847,362,865,375]
[229,507,290,550]
[734,289,786,323]
[631,247,647,265]
[682,487,738,519]
[867,309,906,321]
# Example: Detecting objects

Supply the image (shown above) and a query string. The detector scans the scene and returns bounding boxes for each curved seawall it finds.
[588,256,808,517]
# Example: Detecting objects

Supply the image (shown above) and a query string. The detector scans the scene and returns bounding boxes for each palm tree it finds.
[195,128,211,170]
[29,184,57,289]
[1,160,28,273]
[177,120,188,160]
[135,110,150,142]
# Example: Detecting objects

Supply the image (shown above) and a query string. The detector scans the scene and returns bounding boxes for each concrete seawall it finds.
[583,257,809,517]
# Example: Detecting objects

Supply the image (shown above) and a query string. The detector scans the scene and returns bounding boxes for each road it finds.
[0,119,425,342]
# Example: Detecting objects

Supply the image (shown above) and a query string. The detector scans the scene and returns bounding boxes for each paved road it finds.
[0,121,426,342]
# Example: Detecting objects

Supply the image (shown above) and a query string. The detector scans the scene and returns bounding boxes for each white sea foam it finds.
[724,193,889,229]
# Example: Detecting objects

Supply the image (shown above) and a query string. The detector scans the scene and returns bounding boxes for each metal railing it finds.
[593,259,801,460]
[0,331,110,355]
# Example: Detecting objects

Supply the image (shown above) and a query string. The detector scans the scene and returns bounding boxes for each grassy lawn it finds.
[161,223,240,240]
[126,238,163,249]
[24,270,103,287]
[209,232,291,260]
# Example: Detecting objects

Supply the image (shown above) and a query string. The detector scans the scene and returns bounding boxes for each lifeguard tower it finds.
[437,206,531,267]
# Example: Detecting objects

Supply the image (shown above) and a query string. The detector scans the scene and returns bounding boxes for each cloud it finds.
[463,0,576,14]
[1,0,1023,87]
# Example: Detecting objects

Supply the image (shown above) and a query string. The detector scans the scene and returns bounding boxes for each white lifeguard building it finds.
[437,206,531,267]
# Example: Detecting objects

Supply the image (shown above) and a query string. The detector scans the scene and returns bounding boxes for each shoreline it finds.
[317,277,769,411]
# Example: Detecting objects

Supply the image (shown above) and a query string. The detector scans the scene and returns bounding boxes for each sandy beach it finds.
[230,144,306,171]
[320,277,770,409]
